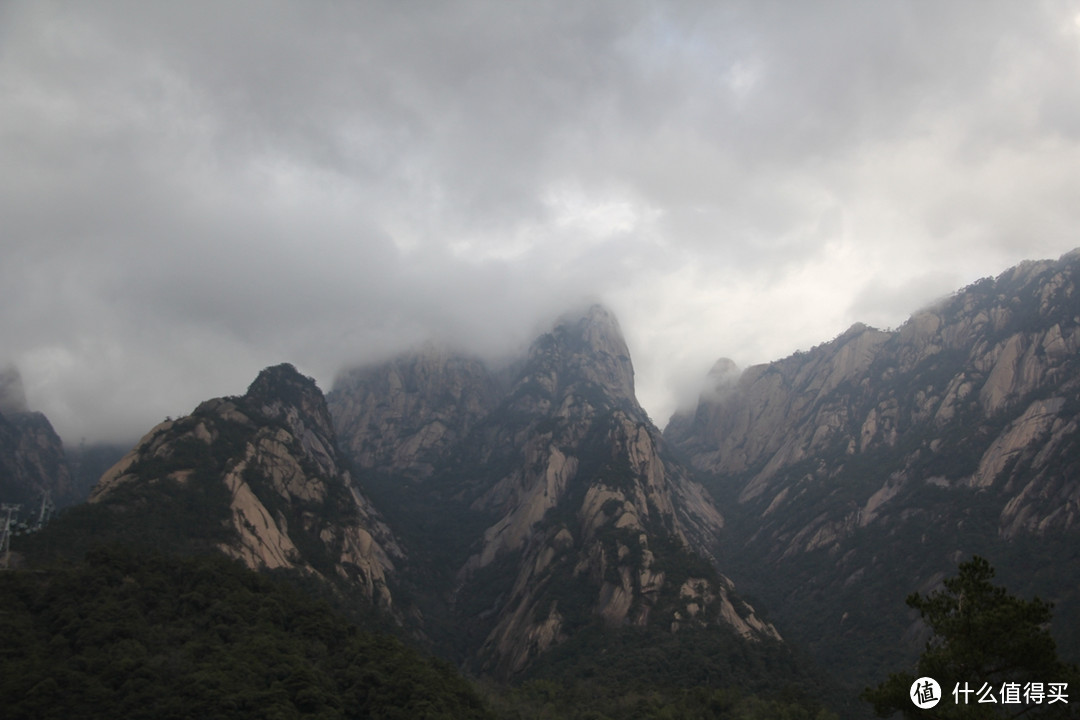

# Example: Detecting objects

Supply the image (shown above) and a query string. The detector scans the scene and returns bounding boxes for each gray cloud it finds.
[3,0,1080,442]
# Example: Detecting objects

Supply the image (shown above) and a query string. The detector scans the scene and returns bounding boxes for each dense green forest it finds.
[0,464,842,718]
[0,545,840,719]
[0,548,492,719]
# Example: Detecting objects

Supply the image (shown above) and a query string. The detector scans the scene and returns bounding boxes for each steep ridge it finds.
[666,250,1080,687]
[0,366,76,509]
[88,364,402,608]
[330,305,781,681]
[329,346,504,479]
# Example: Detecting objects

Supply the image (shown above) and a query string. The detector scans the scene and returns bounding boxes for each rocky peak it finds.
[708,357,739,380]
[243,363,335,442]
[668,248,1080,520]
[0,364,76,507]
[521,304,636,406]
[706,358,741,396]
[663,249,1080,695]
[0,408,75,508]
[245,362,320,402]
[90,364,402,609]
[326,305,775,678]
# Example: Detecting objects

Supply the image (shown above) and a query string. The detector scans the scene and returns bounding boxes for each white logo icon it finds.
[911,677,942,709]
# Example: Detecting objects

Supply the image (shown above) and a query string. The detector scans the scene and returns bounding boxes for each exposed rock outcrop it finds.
[331,304,775,678]
[91,364,401,609]
[668,251,1080,549]
[329,346,504,479]
[665,249,1080,691]
[0,366,76,508]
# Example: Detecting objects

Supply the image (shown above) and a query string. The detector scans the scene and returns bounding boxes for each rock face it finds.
[91,364,401,608]
[0,366,76,509]
[665,249,1080,688]
[329,346,504,479]
[331,305,777,678]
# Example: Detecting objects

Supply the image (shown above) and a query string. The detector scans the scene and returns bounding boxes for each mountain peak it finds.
[555,303,626,349]
[707,357,740,384]
[240,363,336,441]
[543,303,636,402]
[89,363,401,607]
[244,363,318,404]
[664,250,1080,694]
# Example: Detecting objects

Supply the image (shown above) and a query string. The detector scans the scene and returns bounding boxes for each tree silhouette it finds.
[863,556,1078,719]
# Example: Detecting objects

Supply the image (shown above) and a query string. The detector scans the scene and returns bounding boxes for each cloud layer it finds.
[3,1,1080,443]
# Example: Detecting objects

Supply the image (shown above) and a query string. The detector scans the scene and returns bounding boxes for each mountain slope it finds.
[666,250,1080,688]
[330,306,782,681]
[0,366,76,510]
[330,346,505,480]
[0,548,493,720]
[85,363,402,608]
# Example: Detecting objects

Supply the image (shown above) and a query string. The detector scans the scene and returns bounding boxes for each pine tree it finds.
[863,556,1078,719]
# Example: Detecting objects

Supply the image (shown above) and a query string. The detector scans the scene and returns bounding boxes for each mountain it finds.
[329,305,788,685]
[331,345,505,480]
[0,365,76,510]
[666,250,1080,689]
[84,363,402,609]
[0,548,494,720]
[2,328,850,714]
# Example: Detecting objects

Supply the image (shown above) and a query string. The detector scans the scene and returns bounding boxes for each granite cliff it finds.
[0,366,76,510]
[666,250,1080,689]
[330,346,504,480]
[89,364,401,608]
[330,305,779,678]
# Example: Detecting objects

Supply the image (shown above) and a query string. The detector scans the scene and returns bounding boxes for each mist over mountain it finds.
[0,366,29,416]
[0,366,79,511]
[7,4,1080,715]
[7,3,1080,452]
[666,248,1080,692]
[5,251,1080,717]
[328,304,793,686]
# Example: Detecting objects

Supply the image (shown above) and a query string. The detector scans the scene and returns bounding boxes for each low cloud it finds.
[3,1,1079,442]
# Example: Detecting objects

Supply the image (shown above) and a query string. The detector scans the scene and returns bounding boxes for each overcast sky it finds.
[3,1,1080,444]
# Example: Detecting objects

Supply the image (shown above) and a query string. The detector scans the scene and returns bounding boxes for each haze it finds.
[3,1,1080,444]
